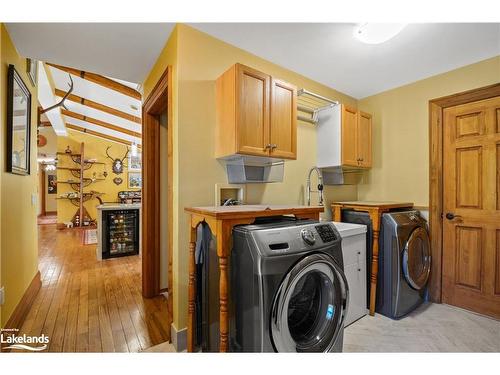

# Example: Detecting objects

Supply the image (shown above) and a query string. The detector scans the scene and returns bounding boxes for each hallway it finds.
[17,224,170,352]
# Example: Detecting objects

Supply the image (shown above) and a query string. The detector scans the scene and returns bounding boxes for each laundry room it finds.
[1,5,499,375]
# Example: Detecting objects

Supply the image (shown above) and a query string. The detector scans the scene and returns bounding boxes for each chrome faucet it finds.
[306,167,324,206]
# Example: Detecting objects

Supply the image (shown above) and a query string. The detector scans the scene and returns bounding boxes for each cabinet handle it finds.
[271,144,277,150]
[358,268,361,272]
[264,144,271,150]
[357,251,361,255]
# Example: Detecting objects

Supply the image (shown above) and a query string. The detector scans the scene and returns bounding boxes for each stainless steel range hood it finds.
[218,155,285,184]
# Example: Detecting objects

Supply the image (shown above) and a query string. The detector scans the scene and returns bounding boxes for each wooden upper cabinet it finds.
[357,111,372,168]
[270,78,297,159]
[341,104,359,167]
[215,63,297,160]
[236,65,270,156]
[340,104,372,168]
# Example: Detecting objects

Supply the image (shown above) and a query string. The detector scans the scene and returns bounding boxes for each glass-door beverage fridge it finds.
[101,209,139,259]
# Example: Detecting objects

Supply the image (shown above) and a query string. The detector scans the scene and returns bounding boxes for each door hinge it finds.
[0,286,4,305]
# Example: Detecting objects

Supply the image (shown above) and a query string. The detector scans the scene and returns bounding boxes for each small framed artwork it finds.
[128,172,142,189]
[128,150,142,171]
[7,64,31,175]
[26,58,38,87]
[47,174,57,194]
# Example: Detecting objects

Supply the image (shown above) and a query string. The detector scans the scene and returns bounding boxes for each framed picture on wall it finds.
[128,172,142,189]
[7,64,31,176]
[47,174,57,194]
[128,150,142,171]
[26,58,38,86]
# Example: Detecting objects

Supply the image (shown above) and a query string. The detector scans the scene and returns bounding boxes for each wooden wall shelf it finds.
[56,142,105,227]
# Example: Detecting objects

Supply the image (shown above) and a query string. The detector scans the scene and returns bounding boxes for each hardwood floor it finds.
[17,224,170,352]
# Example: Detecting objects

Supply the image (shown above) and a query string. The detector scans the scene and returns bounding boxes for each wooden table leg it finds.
[216,220,230,352]
[218,255,229,352]
[187,226,197,352]
[332,205,342,222]
[368,210,381,316]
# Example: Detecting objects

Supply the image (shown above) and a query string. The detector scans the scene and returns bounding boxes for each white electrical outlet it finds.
[31,193,37,206]
[0,286,4,305]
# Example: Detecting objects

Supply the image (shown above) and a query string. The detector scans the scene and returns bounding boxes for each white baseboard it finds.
[171,324,187,352]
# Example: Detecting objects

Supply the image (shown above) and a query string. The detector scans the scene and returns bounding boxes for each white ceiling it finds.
[6,23,499,99]
[191,23,500,98]
[6,23,175,83]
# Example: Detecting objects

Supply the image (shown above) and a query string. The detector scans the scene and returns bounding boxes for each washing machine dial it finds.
[300,228,316,245]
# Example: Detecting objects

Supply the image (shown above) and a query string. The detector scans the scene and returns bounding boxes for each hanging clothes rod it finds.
[297,88,339,125]
[297,88,340,106]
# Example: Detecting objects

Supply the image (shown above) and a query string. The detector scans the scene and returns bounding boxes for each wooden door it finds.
[270,78,297,159]
[235,64,270,157]
[442,96,500,319]
[341,104,358,167]
[357,111,372,168]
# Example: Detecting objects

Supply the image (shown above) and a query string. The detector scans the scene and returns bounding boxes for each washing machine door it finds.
[270,252,348,352]
[402,226,431,290]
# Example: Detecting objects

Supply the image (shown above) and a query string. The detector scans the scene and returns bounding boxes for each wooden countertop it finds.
[332,201,413,209]
[184,204,324,219]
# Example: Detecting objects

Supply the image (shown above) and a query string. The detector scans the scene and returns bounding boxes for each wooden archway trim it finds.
[141,66,174,337]
[428,83,500,302]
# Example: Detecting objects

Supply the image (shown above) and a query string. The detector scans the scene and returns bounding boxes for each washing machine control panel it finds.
[315,224,337,243]
[300,228,316,245]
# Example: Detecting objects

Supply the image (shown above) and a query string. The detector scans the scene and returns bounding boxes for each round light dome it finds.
[353,23,407,44]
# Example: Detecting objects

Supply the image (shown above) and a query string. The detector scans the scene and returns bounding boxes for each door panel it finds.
[341,105,358,167]
[236,64,270,156]
[497,144,500,210]
[270,78,297,159]
[455,111,484,138]
[357,111,372,167]
[442,96,500,319]
[456,146,482,208]
[495,230,500,295]
[455,226,483,290]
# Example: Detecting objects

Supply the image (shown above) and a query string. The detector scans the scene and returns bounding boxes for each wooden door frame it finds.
[142,66,174,329]
[40,165,46,217]
[428,83,500,302]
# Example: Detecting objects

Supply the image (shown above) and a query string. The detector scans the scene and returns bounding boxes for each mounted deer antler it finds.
[106,146,129,175]
[41,73,74,114]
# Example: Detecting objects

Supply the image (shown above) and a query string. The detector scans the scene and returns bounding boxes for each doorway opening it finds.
[142,67,174,332]
[23,62,173,352]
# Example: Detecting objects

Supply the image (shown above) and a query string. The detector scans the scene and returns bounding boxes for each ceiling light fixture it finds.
[353,23,407,44]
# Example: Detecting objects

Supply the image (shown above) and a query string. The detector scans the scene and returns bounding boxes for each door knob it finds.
[445,212,463,221]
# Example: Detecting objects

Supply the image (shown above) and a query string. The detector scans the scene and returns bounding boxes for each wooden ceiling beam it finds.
[55,88,141,124]
[47,63,141,100]
[61,109,141,138]
[66,123,141,148]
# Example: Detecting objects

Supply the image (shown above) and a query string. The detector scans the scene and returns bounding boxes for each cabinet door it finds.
[357,111,372,168]
[235,64,271,157]
[341,104,359,167]
[270,78,297,160]
[344,262,368,327]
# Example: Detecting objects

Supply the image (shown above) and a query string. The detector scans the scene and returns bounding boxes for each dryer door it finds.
[402,226,431,290]
[270,253,348,352]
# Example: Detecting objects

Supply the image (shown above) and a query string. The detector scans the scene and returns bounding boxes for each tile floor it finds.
[343,302,500,352]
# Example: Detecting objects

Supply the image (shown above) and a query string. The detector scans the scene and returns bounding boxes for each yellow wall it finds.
[0,24,39,327]
[143,24,359,331]
[357,56,500,206]
[56,130,140,224]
